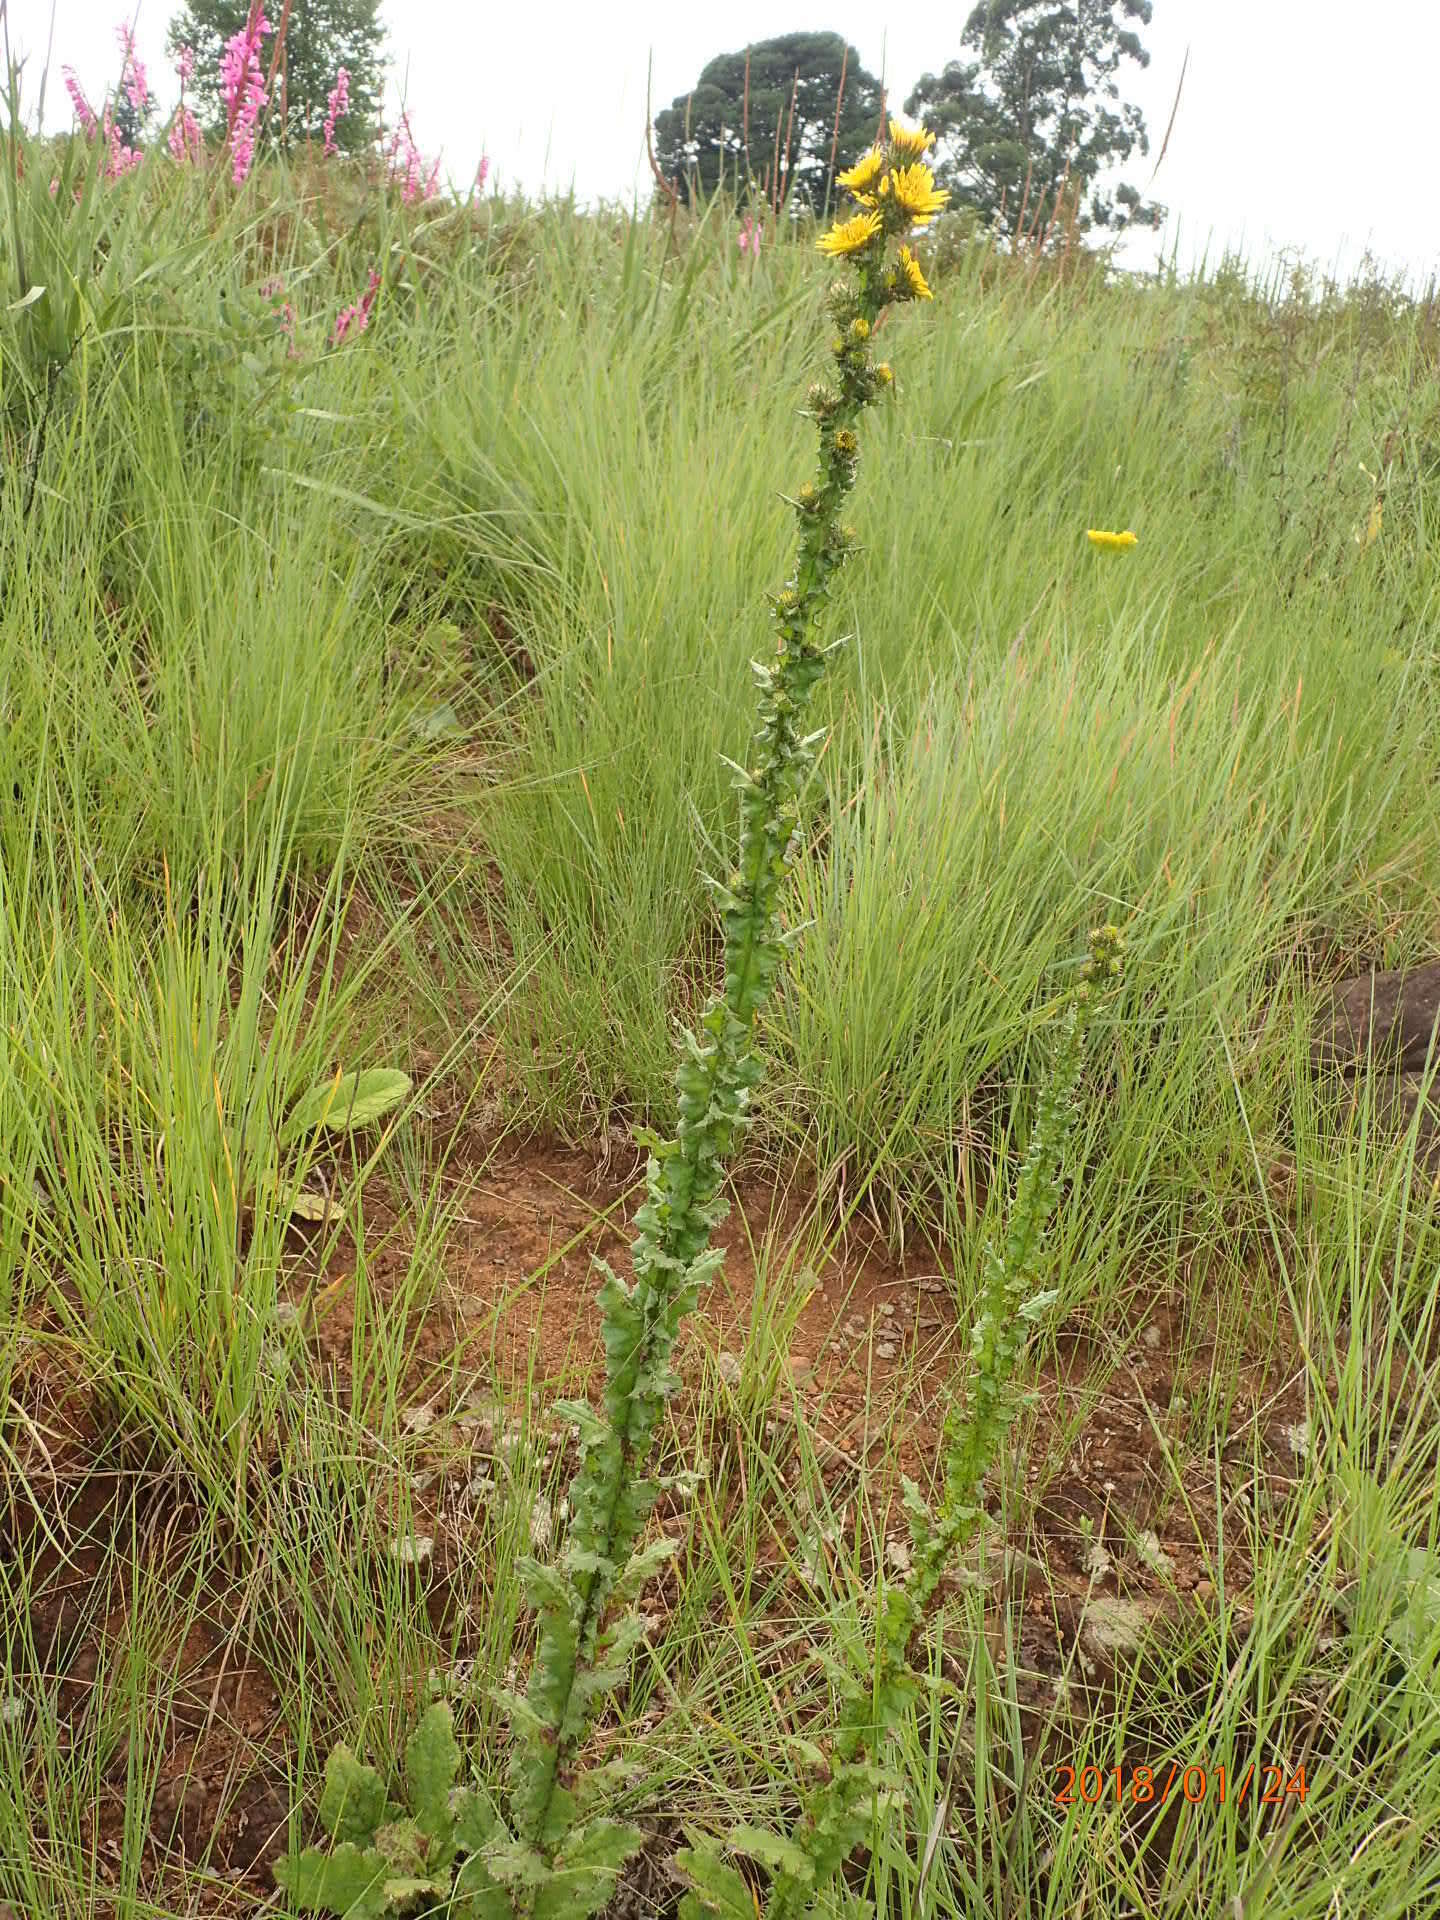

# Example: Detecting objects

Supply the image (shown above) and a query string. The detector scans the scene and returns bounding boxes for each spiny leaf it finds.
[674,1838,761,1920]
[317,1746,389,1846]
[273,1840,388,1917]
[726,1824,815,1881]
[403,1704,461,1844]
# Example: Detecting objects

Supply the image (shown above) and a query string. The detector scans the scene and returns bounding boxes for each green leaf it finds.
[412,701,465,741]
[674,1839,759,1920]
[379,1877,448,1909]
[481,1836,551,1890]
[317,1747,389,1846]
[453,1852,515,1919]
[273,1840,388,1917]
[529,1819,643,1920]
[451,1786,505,1854]
[283,1069,412,1143]
[726,1824,814,1882]
[404,1704,461,1842]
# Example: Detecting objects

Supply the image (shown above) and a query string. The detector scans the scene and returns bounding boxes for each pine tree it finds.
[654,31,883,215]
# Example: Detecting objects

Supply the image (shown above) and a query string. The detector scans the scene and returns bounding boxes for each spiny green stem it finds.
[510,275,895,1881]
[764,924,1126,1920]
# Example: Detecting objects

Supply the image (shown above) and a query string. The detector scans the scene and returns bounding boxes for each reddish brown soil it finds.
[2,1136,1309,1914]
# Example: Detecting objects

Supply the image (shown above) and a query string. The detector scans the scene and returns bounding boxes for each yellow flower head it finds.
[892,245,932,301]
[1086,529,1138,551]
[817,209,883,257]
[888,116,936,163]
[881,162,949,228]
[836,146,885,199]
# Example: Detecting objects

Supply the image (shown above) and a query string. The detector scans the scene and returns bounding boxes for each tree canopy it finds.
[905,1,1162,236]
[164,0,385,152]
[653,32,883,215]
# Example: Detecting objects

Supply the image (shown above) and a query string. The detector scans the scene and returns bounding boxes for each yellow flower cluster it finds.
[1086,529,1138,551]
[819,117,949,262]
[817,209,883,258]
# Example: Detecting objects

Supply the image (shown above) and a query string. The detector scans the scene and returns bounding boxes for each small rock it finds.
[716,1352,742,1388]
[1083,1595,1150,1655]
[879,1302,896,1318]
[876,1342,897,1360]
[1141,1323,1162,1350]
[390,1533,434,1568]
[1194,1579,1215,1603]
[885,1539,912,1575]
[1082,1540,1114,1579]
[1133,1530,1175,1579]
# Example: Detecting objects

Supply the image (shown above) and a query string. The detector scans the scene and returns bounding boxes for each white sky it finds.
[5,0,1436,288]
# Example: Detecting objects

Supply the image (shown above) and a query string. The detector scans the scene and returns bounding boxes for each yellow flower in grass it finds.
[892,245,932,301]
[888,116,936,162]
[880,162,949,227]
[836,146,885,199]
[1087,528,1138,550]
[817,209,883,257]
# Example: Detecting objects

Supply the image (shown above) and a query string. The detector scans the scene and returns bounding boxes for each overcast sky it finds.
[5,0,1435,288]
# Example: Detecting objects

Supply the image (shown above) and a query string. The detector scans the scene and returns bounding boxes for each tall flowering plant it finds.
[274,112,1116,1920]
[220,5,271,184]
[322,67,349,156]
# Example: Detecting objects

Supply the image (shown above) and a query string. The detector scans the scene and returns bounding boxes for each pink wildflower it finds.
[323,66,349,155]
[63,67,99,137]
[475,153,490,191]
[103,109,142,180]
[176,44,196,89]
[737,213,763,256]
[389,113,439,204]
[220,6,271,184]
[261,278,300,355]
[115,23,149,118]
[168,105,203,164]
[333,266,381,345]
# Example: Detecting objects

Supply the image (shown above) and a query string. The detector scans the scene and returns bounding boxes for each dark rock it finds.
[1383,1073,1440,1168]
[1311,962,1440,1075]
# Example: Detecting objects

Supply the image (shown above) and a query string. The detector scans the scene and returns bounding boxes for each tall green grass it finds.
[4,120,1440,1918]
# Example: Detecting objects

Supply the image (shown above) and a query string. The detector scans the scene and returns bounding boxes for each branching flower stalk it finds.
[487,118,952,1916]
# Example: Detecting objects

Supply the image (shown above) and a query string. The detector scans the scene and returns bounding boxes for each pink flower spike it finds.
[475,153,490,191]
[221,5,272,181]
[63,67,99,138]
[168,105,203,164]
[115,22,148,117]
[333,266,381,346]
[103,107,142,180]
[176,44,196,89]
[323,66,349,155]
